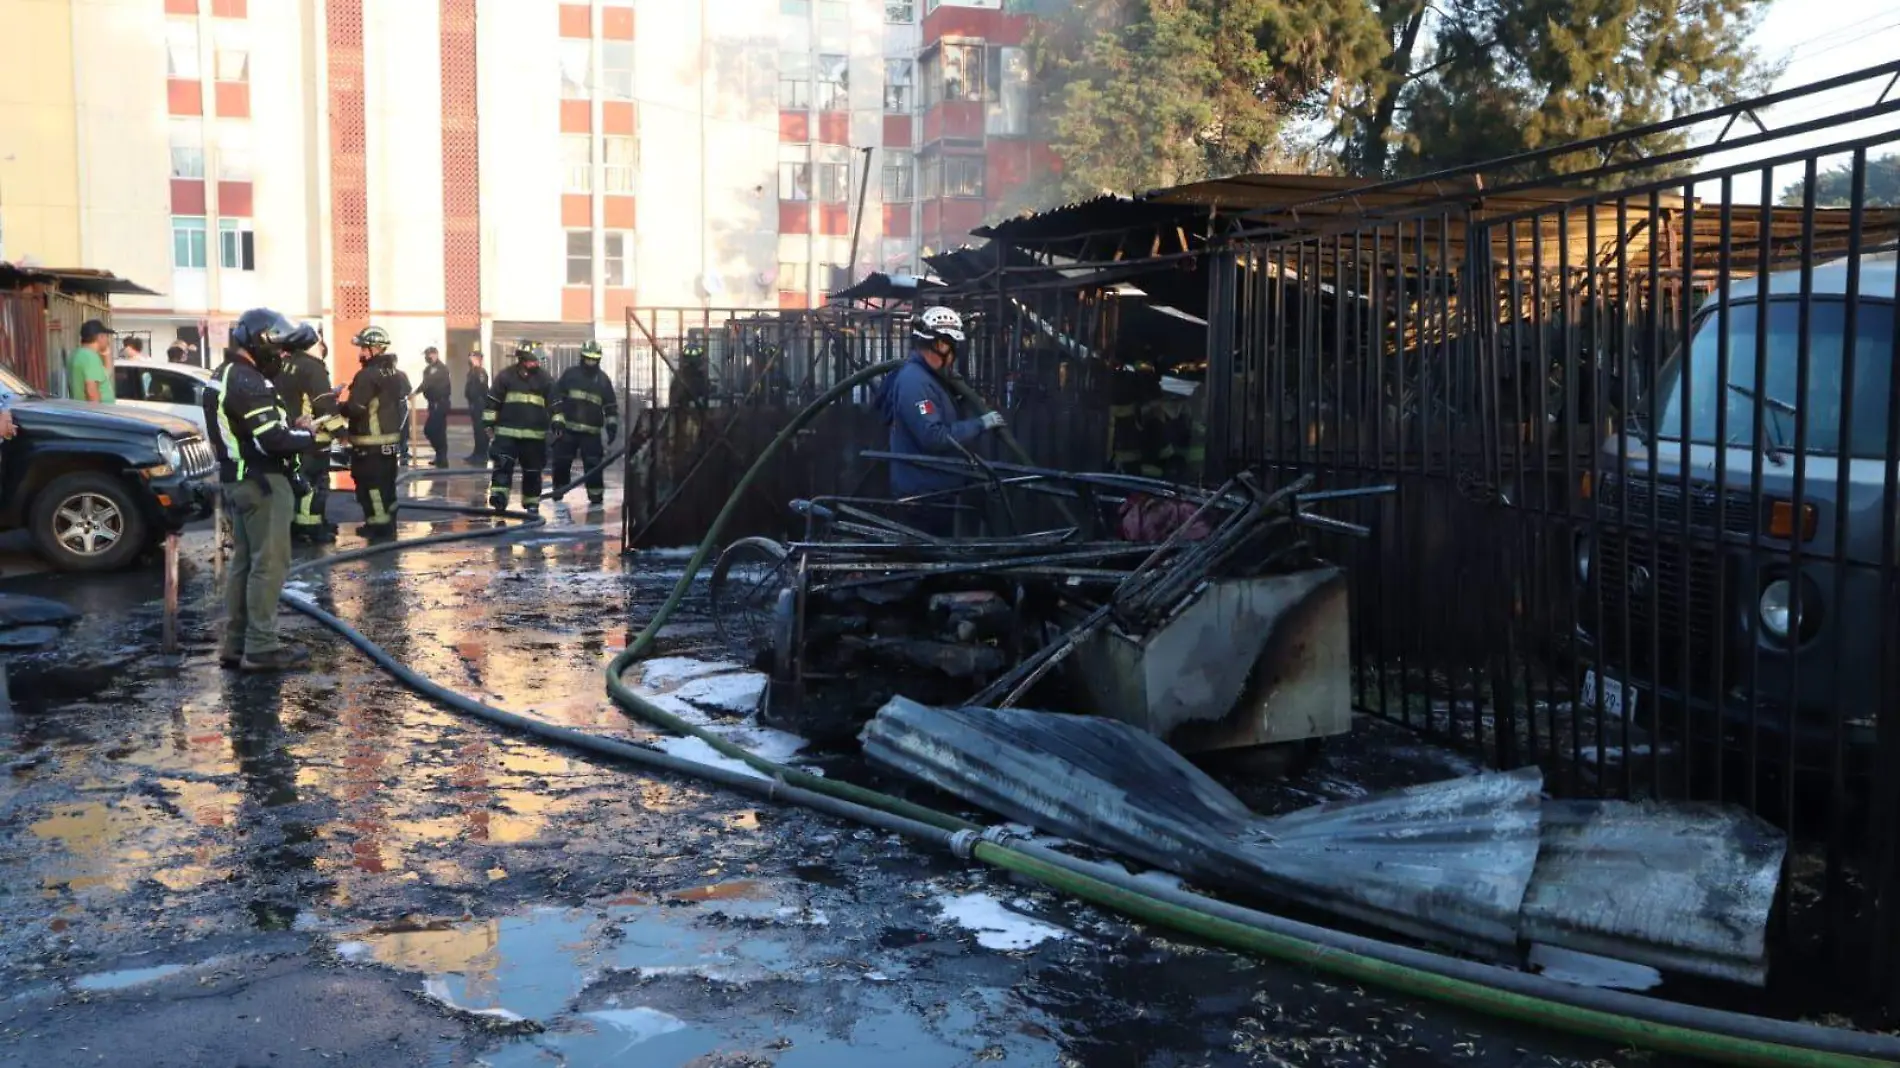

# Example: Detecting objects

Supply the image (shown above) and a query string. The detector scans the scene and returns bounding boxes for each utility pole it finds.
[846,145,875,287]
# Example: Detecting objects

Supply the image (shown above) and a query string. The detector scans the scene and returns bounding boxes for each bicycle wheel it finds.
[709,537,792,656]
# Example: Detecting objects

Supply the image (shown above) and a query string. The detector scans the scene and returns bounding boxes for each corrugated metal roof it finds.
[0,262,160,297]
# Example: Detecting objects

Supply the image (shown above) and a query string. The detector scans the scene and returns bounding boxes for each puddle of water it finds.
[71,963,188,992]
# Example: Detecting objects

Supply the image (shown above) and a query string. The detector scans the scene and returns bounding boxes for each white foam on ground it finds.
[933,892,1070,951]
[1528,944,1664,991]
[639,657,745,692]
[334,941,374,962]
[672,672,766,715]
[654,736,770,780]
[583,1007,689,1047]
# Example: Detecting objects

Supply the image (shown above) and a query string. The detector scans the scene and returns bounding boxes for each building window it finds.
[882,152,914,202]
[779,52,811,109]
[777,260,809,292]
[884,59,913,113]
[945,155,985,198]
[604,231,633,287]
[941,42,983,103]
[601,42,634,101]
[820,263,849,294]
[920,154,940,199]
[566,231,592,286]
[603,135,638,194]
[166,20,200,80]
[213,23,249,82]
[818,0,846,21]
[170,123,204,179]
[816,152,852,204]
[217,142,251,182]
[218,219,255,271]
[818,54,849,112]
[560,39,591,98]
[779,144,811,201]
[886,0,914,22]
[986,46,1030,135]
[562,133,592,193]
[172,216,208,269]
[780,0,809,13]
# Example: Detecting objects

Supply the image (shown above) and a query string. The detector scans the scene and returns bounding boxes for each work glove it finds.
[605,424,618,444]
[980,411,1007,431]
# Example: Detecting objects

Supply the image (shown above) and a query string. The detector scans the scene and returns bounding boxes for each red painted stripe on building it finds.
[327,0,369,386]
[441,0,481,329]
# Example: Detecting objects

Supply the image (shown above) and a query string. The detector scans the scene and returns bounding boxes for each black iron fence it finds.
[1204,120,1900,1009]
[620,297,1126,548]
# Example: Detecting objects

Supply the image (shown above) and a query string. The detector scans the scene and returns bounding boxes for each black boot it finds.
[241,644,311,673]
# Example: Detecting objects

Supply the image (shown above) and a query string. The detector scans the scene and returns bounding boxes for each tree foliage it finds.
[1777,154,1900,209]
[1018,0,1775,206]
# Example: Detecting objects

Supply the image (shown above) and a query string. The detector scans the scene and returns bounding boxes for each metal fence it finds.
[1203,117,1900,1008]
[620,301,1121,548]
[0,292,50,392]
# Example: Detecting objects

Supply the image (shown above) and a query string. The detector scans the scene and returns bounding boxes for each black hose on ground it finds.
[274,394,1900,1067]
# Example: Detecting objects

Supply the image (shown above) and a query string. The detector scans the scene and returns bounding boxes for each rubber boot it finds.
[355,522,396,539]
[241,644,311,673]
[489,490,509,513]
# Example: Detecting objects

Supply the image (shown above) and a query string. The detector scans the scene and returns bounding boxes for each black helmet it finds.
[353,325,391,350]
[232,309,317,373]
[514,339,542,362]
[580,340,603,363]
[681,338,706,359]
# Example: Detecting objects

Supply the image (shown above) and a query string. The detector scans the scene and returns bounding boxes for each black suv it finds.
[0,366,217,571]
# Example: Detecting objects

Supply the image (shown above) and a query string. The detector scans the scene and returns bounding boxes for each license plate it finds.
[1581,670,1638,719]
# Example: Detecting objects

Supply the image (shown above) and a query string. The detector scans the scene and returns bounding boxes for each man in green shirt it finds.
[68,319,117,404]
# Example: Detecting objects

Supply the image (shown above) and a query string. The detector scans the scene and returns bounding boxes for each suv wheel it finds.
[30,472,148,572]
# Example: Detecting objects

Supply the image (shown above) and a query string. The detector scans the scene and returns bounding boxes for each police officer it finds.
[550,340,619,506]
[485,339,556,512]
[463,346,490,463]
[342,325,405,538]
[877,306,1004,537]
[206,309,320,673]
[414,345,454,468]
[272,329,348,543]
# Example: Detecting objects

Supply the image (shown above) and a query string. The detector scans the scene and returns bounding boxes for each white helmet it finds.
[913,305,966,346]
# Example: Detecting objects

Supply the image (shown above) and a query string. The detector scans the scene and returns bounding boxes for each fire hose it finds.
[275,367,1899,1067]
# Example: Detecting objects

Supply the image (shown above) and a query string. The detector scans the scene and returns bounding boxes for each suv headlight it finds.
[1759,579,1798,640]
[155,434,183,471]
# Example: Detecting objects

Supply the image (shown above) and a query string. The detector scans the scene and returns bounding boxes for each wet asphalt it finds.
[0,457,1666,1067]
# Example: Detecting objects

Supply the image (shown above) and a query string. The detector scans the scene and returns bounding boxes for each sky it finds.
[1692,0,1900,202]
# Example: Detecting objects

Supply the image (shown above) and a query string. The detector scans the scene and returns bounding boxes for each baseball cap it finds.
[78,319,116,342]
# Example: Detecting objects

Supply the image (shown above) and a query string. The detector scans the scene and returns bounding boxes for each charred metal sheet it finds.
[861,698,1542,958]
[1520,799,1786,987]
[1063,568,1352,752]
[864,699,1786,981]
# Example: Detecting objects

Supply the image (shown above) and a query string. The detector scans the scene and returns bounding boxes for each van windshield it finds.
[1656,297,1895,459]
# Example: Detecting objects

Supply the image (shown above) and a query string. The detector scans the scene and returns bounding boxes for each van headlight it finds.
[155,434,183,470]
[1759,579,1797,640]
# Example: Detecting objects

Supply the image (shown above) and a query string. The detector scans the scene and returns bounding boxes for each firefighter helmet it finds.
[913,306,966,346]
[352,325,391,350]
[580,339,603,362]
[514,339,542,362]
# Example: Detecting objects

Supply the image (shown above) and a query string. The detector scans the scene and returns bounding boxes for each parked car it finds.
[0,365,218,571]
[114,358,219,435]
[1574,253,1894,765]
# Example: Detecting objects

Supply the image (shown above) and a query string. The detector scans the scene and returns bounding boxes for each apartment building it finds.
[0,0,1051,388]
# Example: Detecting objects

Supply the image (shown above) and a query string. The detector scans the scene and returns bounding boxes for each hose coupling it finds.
[948,829,981,860]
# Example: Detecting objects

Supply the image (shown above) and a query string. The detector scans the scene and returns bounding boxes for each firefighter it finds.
[551,339,619,506]
[670,336,711,409]
[272,329,348,543]
[877,305,1004,537]
[414,345,454,468]
[206,308,321,673]
[463,346,490,463]
[341,325,405,538]
[485,339,556,512]
[1107,362,1161,477]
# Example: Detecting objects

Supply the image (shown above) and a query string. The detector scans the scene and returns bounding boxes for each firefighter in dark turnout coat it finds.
[206,309,320,673]
[551,339,619,505]
[486,340,556,511]
[342,325,405,537]
[272,333,348,543]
